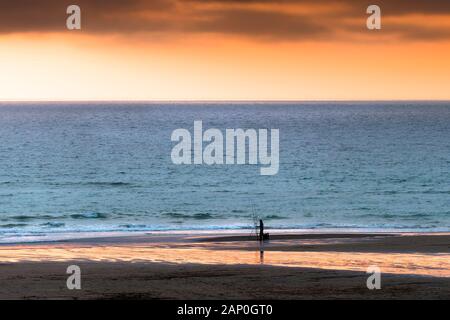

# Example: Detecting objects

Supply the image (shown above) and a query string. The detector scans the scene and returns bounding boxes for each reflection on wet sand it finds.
[1,233,449,277]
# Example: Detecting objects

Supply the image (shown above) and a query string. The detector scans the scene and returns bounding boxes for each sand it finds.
[0,232,449,299]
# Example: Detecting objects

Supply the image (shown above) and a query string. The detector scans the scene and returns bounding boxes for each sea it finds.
[0,102,449,243]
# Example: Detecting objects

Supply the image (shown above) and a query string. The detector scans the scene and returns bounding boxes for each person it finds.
[259,219,264,242]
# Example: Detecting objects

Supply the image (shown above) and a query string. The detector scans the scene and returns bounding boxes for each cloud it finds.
[191,0,450,15]
[0,0,449,41]
[186,8,332,40]
[0,0,174,33]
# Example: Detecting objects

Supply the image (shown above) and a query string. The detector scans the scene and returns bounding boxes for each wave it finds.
[9,215,58,221]
[47,181,134,187]
[263,215,288,220]
[352,213,432,220]
[163,212,214,220]
[70,212,108,219]
[81,182,133,187]
[0,223,28,228]
[118,224,148,229]
[162,211,289,221]
[365,190,450,195]
[421,190,450,194]
[40,222,65,228]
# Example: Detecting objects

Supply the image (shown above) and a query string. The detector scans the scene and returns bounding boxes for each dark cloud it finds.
[0,0,173,33]
[0,0,449,41]
[382,0,450,14]
[190,0,450,15]
[187,8,332,40]
[387,24,450,41]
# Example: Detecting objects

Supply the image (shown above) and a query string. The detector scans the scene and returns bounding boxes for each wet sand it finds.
[0,232,449,299]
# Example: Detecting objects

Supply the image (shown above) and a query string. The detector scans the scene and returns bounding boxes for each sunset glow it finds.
[1,0,450,101]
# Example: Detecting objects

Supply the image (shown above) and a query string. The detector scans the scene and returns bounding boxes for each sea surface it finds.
[0,102,449,242]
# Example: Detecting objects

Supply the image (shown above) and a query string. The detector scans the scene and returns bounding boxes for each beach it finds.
[0,232,449,299]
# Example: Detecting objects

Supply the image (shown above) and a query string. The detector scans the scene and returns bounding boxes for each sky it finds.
[1,0,450,101]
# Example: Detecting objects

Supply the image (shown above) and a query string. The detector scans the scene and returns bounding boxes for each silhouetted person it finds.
[259,219,264,242]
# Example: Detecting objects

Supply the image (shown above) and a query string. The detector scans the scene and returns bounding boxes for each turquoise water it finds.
[0,102,449,242]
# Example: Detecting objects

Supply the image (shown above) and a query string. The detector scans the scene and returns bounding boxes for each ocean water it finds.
[0,102,449,242]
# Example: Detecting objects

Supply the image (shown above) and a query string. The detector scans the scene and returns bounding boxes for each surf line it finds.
[171,121,279,175]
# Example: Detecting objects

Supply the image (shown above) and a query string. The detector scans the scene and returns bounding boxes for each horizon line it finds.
[1,99,450,103]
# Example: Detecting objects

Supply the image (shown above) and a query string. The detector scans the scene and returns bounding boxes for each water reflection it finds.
[259,241,265,264]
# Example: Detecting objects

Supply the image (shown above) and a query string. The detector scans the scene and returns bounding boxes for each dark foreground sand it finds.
[0,233,449,299]
[1,261,449,300]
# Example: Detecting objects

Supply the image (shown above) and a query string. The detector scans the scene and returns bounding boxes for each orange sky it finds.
[1,0,450,101]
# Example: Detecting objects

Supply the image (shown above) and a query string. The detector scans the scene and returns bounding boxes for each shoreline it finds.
[1,228,450,245]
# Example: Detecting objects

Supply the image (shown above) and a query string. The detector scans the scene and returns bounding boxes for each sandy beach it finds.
[0,232,449,299]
